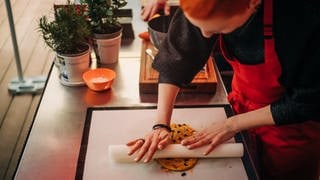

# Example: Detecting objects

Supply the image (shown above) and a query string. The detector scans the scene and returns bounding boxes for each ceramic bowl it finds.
[148,15,172,50]
[83,68,116,91]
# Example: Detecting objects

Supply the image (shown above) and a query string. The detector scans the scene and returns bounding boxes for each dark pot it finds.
[148,15,172,50]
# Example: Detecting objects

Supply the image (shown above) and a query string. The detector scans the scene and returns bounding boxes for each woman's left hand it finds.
[181,119,238,155]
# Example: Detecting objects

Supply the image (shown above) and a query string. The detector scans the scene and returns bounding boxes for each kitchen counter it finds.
[14,1,257,180]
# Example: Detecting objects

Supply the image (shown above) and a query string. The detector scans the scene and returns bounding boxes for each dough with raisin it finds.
[156,123,198,171]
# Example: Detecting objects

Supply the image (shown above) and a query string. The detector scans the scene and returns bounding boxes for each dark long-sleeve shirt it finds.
[152,1,320,125]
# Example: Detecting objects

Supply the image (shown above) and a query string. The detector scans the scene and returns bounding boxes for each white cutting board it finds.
[82,107,248,180]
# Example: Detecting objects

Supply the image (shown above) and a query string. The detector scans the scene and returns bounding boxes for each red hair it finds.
[180,0,250,19]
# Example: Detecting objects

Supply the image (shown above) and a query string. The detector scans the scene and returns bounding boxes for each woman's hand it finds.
[127,128,171,162]
[128,83,179,162]
[141,0,170,21]
[181,106,275,155]
[181,119,238,155]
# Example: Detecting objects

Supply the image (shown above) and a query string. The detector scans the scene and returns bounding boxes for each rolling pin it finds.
[109,143,243,163]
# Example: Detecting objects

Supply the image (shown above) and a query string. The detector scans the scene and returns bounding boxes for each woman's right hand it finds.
[141,0,170,21]
[129,83,179,162]
[127,128,171,162]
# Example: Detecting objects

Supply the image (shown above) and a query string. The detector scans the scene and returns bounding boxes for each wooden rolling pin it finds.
[109,143,243,163]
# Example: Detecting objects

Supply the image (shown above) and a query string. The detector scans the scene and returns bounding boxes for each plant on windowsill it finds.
[81,0,127,64]
[38,0,91,85]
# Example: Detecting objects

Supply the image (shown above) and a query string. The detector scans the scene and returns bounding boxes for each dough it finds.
[156,123,198,171]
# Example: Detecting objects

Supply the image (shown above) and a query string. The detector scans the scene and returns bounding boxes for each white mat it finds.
[78,107,248,180]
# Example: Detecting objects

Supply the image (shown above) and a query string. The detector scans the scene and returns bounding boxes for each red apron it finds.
[219,0,320,179]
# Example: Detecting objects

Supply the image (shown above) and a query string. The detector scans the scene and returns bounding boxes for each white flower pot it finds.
[95,33,122,64]
[55,47,90,85]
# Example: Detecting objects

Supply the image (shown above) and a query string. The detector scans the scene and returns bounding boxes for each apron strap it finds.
[263,0,273,38]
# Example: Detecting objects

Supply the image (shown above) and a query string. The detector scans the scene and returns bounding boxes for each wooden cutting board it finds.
[139,40,218,94]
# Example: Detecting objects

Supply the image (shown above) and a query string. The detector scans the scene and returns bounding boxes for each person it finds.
[127,0,320,179]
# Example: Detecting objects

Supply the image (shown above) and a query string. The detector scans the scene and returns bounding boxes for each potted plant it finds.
[81,0,127,64]
[38,0,91,85]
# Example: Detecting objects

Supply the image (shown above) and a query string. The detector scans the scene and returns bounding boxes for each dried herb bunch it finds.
[39,0,90,54]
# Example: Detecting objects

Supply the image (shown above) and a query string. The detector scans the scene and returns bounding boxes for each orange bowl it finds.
[83,68,116,91]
